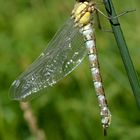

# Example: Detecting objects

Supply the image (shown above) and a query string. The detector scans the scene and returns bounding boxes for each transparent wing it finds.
[9,18,86,101]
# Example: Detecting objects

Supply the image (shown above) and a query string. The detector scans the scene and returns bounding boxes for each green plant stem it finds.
[103,0,140,108]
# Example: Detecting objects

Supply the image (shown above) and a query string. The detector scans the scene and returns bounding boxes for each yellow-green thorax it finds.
[71,1,95,27]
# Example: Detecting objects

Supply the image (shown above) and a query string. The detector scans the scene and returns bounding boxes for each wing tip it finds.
[9,79,26,101]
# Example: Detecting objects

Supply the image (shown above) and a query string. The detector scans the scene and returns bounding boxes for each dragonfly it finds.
[10,0,113,133]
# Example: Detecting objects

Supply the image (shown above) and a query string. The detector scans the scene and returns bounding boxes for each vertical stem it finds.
[103,0,140,108]
[20,102,47,140]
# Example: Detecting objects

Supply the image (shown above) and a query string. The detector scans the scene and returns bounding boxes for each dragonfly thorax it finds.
[71,1,95,27]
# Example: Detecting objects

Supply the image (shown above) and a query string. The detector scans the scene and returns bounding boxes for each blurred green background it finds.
[0,0,140,140]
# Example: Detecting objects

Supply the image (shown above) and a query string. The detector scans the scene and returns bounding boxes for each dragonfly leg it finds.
[95,10,113,33]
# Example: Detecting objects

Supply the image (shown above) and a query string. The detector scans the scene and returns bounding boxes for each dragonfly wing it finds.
[9,18,86,101]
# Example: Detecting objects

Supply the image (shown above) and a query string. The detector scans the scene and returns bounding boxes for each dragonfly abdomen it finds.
[82,23,111,131]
